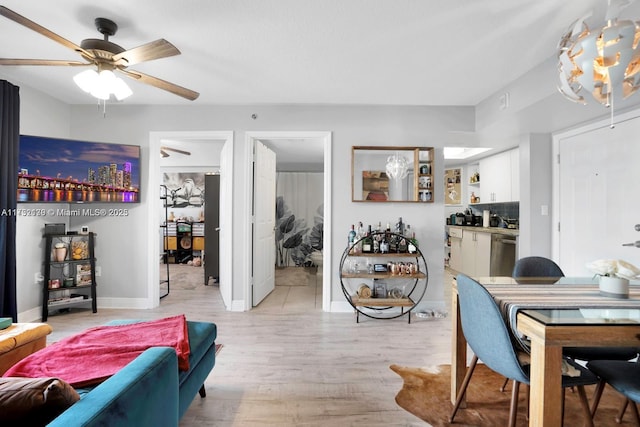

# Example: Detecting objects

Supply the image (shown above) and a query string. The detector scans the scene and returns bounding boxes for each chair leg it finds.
[628,400,640,426]
[561,388,566,425]
[449,354,478,423]
[525,384,530,420]
[500,377,510,392]
[508,380,520,427]
[198,384,206,398]
[616,398,629,423]
[575,386,594,427]
[590,380,606,418]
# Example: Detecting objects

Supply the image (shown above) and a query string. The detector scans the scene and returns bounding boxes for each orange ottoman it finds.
[0,323,52,375]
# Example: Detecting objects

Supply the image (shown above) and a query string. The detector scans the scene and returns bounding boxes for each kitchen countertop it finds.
[447,224,519,237]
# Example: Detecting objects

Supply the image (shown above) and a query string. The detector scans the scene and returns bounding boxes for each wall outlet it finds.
[95,266,101,277]
[34,272,43,284]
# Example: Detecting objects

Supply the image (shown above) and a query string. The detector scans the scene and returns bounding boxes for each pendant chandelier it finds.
[557,0,640,126]
[385,153,409,180]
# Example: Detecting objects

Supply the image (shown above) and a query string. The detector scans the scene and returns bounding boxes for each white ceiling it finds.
[0,0,632,107]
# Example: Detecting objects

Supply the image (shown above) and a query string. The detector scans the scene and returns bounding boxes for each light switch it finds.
[541,205,549,216]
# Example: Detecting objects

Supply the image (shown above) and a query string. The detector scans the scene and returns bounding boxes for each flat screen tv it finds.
[18,135,141,203]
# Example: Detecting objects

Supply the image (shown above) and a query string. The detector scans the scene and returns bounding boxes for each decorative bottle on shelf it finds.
[380,223,390,253]
[408,232,419,254]
[373,221,382,253]
[386,222,397,252]
[348,224,356,249]
[355,221,364,253]
[361,225,373,253]
[396,217,405,236]
[398,237,408,253]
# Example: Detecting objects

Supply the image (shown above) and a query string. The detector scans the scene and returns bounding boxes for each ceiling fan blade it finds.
[0,6,95,60]
[119,68,199,101]
[112,39,180,67]
[0,58,91,66]
[161,146,191,156]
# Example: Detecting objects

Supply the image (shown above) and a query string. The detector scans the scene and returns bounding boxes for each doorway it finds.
[245,131,332,311]
[148,131,234,308]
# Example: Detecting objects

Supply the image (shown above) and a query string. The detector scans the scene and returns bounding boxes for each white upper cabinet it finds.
[479,148,519,203]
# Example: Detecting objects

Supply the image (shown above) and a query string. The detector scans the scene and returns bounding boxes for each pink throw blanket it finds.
[3,315,190,387]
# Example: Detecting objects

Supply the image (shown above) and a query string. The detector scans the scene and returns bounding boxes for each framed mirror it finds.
[351,146,434,203]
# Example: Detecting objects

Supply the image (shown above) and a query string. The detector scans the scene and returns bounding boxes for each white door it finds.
[252,140,276,306]
[559,119,640,275]
[219,140,233,308]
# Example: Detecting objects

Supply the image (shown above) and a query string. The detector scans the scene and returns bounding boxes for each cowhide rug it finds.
[391,363,636,426]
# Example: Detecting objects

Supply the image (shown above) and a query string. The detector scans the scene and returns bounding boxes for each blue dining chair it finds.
[586,359,640,424]
[451,274,597,427]
[512,256,564,279]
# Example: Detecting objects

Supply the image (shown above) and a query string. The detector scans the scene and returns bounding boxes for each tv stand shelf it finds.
[42,232,97,321]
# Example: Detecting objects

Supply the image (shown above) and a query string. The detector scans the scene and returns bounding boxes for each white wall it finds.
[12,85,72,321]
[64,104,474,313]
[518,133,553,257]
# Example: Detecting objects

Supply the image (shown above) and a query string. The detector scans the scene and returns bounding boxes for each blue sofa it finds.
[48,320,217,426]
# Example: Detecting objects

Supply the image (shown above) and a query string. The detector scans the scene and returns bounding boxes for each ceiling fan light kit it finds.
[0,6,199,104]
[73,68,133,101]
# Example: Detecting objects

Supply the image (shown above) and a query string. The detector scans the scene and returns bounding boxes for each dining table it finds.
[450,275,640,427]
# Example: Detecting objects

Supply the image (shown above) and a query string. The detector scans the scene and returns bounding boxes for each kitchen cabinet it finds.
[448,227,463,272]
[461,229,491,277]
[479,148,519,203]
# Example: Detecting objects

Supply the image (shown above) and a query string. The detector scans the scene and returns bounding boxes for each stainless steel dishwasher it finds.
[490,234,517,276]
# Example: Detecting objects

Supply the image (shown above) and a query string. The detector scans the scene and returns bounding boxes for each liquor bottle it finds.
[355,221,364,253]
[387,222,398,253]
[380,233,389,253]
[362,225,373,253]
[396,217,405,236]
[408,232,419,254]
[373,221,382,253]
[398,237,408,253]
[348,224,356,249]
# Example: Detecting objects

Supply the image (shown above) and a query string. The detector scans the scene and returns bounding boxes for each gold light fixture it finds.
[558,0,640,126]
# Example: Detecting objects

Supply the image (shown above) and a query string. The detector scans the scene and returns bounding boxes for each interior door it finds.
[219,140,233,308]
[204,174,220,285]
[252,140,276,306]
[559,119,640,275]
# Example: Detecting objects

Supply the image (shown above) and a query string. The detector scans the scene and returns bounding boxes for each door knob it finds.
[635,224,640,232]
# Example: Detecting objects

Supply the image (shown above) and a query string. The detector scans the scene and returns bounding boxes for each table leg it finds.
[451,289,467,406]
[528,338,563,427]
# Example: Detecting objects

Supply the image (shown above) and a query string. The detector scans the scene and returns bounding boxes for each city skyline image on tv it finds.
[18,135,141,203]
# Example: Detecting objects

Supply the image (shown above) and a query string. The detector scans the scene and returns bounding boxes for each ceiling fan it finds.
[0,6,199,101]
[160,146,191,158]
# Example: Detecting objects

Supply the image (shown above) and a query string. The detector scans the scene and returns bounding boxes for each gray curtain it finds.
[0,80,19,320]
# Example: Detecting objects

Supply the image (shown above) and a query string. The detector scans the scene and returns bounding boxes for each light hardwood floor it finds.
[44,267,453,426]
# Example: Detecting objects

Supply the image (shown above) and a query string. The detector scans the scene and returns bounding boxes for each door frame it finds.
[244,131,332,311]
[148,130,234,307]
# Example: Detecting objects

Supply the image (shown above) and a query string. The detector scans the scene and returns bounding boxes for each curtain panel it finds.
[275,172,323,267]
[0,80,19,320]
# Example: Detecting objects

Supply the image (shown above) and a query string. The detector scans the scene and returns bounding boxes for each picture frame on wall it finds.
[445,168,462,205]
